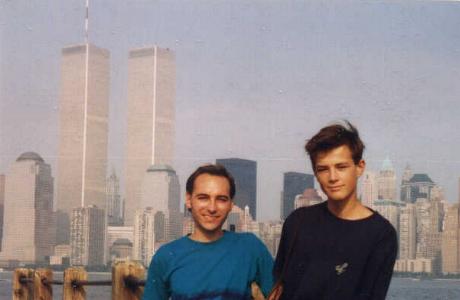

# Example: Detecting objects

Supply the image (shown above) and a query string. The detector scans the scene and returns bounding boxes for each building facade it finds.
[280,172,314,220]
[0,174,5,251]
[0,152,54,264]
[107,169,123,226]
[56,44,110,242]
[377,158,396,201]
[70,206,106,266]
[216,158,257,219]
[360,171,377,209]
[124,47,176,226]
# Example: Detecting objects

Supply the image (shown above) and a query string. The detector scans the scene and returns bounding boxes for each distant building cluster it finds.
[359,161,460,276]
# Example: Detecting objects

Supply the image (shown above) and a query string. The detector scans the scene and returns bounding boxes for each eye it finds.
[217,196,229,202]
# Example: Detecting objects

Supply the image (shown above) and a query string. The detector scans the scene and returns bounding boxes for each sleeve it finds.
[142,250,170,300]
[356,224,398,300]
[252,235,275,296]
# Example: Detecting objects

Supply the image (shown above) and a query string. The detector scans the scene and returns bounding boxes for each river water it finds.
[1,271,460,299]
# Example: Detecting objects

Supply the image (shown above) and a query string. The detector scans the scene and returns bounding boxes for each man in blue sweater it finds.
[143,164,273,300]
[272,121,397,300]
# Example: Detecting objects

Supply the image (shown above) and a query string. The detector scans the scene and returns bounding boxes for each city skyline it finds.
[1,1,460,221]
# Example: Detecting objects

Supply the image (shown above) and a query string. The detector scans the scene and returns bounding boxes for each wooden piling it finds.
[63,267,87,300]
[34,268,53,300]
[112,260,145,300]
[13,268,34,300]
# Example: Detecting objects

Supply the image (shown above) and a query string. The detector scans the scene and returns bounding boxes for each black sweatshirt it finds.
[274,201,397,300]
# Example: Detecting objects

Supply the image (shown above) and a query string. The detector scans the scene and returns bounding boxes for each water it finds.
[1,271,460,299]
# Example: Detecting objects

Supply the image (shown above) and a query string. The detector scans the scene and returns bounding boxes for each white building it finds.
[0,152,54,264]
[70,205,106,266]
[124,47,176,226]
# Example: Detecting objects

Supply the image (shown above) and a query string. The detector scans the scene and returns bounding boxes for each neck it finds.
[327,194,368,220]
[190,227,224,243]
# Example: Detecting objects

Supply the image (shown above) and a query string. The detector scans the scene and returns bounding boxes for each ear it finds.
[185,193,192,210]
[356,159,366,177]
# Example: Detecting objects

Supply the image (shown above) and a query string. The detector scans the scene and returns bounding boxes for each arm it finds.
[142,251,170,300]
[253,236,275,297]
[273,211,296,281]
[357,224,398,300]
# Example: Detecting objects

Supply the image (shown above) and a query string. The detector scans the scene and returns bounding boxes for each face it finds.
[314,145,365,203]
[186,174,234,237]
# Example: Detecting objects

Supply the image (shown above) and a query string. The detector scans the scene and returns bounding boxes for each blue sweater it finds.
[143,231,274,300]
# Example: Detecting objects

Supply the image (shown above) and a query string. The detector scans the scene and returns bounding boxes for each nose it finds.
[207,199,217,213]
[329,168,338,182]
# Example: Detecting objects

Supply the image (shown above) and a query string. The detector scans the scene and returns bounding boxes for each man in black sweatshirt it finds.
[272,121,397,300]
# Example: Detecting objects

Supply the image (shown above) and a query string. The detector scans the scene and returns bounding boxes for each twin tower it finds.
[56,43,175,242]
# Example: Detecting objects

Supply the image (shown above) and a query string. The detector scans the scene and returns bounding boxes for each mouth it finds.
[328,185,344,192]
[203,215,220,221]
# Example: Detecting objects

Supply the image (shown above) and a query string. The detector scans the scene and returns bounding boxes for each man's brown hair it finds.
[305,120,365,170]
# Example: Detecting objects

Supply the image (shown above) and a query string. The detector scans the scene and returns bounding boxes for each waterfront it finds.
[1,272,460,299]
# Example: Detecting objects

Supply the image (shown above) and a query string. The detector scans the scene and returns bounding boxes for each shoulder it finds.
[154,236,190,260]
[284,202,326,227]
[228,232,269,251]
[368,212,398,245]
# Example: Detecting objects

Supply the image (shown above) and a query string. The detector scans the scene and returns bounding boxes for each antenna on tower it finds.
[85,0,89,45]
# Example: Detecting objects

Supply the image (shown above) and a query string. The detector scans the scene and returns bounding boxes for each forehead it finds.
[192,174,231,195]
[316,145,354,165]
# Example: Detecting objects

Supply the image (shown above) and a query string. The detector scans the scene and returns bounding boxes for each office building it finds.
[216,158,257,219]
[70,205,106,266]
[280,172,314,220]
[0,152,54,264]
[0,174,5,251]
[124,47,176,226]
[360,171,377,208]
[399,203,417,259]
[56,44,110,242]
[140,164,182,241]
[377,158,396,201]
[107,169,123,226]
[442,204,459,274]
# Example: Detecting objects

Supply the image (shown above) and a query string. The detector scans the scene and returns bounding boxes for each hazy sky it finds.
[1,1,460,220]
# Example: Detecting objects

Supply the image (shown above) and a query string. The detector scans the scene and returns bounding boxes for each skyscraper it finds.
[216,158,257,219]
[124,47,176,226]
[360,170,378,208]
[400,165,413,203]
[377,158,396,201]
[106,169,123,226]
[399,203,417,259]
[0,174,5,251]
[133,207,156,266]
[70,205,106,266]
[0,153,54,264]
[442,204,459,274]
[140,164,182,241]
[404,174,436,204]
[280,172,314,220]
[56,44,110,241]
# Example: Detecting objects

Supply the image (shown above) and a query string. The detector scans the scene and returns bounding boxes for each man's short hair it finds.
[305,120,365,170]
[186,164,236,199]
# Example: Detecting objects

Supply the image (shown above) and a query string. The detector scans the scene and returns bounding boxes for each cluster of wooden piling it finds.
[12,261,145,300]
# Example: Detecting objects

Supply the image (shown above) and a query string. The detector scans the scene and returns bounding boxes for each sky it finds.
[1,0,460,220]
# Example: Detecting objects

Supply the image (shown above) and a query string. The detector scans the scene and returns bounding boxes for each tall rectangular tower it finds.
[56,44,110,241]
[216,158,257,220]
[0,174,5,251]
[281,172,314,220]
[124,47,175,225]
